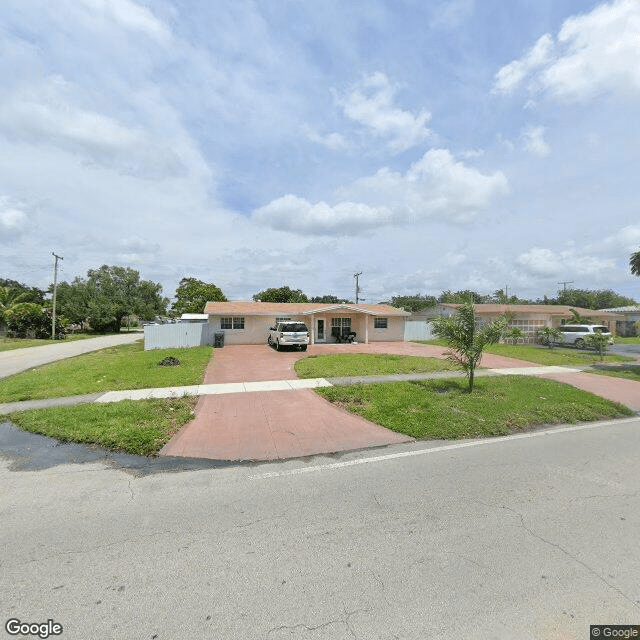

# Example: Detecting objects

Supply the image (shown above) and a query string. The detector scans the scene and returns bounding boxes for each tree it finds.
[310,295,353,304]
[431,303,507,392]
[583,332,610,360]
[389,294,437,313]
[56,265,167,333]
[4,302,68,339]
[631,251,640,277]
[551,288,635,309]
[253,286,309,303]
[172,278,227,314]
[537,326,562,349]
[0,282,46,325]
[438,290,486,304]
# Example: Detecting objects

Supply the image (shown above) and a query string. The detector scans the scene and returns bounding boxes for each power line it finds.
[557,281,574,292]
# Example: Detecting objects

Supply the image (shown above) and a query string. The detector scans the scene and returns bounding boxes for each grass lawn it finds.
[614,336,640,344]
[589,364,640,382]
[0,332,119,352]
[0,342,213,402]
[316,376,633,440]
[294,353,458,378]
[413,340,632,366]
[8,398,195,456]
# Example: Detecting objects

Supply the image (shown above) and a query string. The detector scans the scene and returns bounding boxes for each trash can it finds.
[214,331,225,348]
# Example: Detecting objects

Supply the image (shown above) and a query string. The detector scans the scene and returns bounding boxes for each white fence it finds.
[144,322,217,350]
[404,320,434,342]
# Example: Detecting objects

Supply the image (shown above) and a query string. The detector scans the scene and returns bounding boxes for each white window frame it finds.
[221,316,245,330]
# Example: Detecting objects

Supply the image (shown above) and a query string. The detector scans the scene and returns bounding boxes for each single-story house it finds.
[411,304,625,343]
[203,301,410,345]
[600,306,640,336]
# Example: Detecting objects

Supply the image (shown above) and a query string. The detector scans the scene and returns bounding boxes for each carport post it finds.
[309,313,315,344]
[365,314,369,343]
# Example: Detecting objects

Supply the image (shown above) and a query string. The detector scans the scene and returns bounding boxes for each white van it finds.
[558,324,613,348]
[268,322,310,351]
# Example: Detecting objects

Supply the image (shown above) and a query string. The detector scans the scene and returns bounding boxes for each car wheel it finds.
[276,340,281,351]
[575,338,584,348]
[267,335,272,346]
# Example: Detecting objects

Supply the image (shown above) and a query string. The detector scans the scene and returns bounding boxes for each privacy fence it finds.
[144,323,216,350]
[403,320,434,342]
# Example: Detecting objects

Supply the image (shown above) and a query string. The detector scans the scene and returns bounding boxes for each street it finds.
[2,418,640,639]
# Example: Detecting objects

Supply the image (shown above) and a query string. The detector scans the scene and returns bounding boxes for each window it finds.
[374,317,388,329]
[331,317,351,328]
[221,317,244,330]
[276,317,291,323]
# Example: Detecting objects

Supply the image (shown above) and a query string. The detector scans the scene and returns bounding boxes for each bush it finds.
[4,303,68,339]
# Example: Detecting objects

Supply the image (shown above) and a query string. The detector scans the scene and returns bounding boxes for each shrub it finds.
[4,303,68,339]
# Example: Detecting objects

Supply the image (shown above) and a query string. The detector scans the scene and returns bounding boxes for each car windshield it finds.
[281,323,308,332]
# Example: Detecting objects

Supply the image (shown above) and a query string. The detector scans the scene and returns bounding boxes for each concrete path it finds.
[0,332,142,379]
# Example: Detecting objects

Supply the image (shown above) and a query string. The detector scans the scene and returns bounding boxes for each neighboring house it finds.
[203,301,410,345]
[600,305,640,336]
[412,304,624,343]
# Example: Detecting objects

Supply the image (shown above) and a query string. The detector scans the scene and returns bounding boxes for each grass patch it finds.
[413,340,631,366]
[0,342,213,402]
[316,376,632,440]
[614,336,640,344]
[294,353,458,378]
[0,332,115,352]
[8,397,196,456]
[589,364,640,382]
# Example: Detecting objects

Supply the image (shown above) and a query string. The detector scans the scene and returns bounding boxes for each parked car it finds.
[557,324,613,348]
[268,322,309,351]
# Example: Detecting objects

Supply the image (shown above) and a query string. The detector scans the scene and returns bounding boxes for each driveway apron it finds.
[161,342,541,461]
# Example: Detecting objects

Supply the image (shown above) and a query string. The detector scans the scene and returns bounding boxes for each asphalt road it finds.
[0,333,142,379]
[2,417,639,639]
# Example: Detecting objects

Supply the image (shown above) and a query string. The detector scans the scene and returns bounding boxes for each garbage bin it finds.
[214,331,225,348]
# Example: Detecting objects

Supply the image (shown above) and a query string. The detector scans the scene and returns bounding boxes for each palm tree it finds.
[631,250,640,276]
[0,286,32,324]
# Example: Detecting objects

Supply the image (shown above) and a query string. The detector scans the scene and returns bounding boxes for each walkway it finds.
[0,332,142,379]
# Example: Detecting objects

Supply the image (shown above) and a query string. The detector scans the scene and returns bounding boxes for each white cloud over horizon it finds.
[0,0,638,303]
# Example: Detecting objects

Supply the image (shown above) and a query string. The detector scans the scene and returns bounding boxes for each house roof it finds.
[439,303,625,319]
[204,301,410,317]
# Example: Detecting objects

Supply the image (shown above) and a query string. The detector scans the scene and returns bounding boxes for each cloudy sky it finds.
[1,0,639,303]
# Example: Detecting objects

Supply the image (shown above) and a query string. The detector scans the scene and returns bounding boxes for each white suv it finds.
[268,322,309,351]
[558,324,613,348]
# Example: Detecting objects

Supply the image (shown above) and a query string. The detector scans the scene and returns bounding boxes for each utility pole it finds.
[557,281,573,292]
[354,272,362,304]
[51,252,63,340]
[504,285,509,302]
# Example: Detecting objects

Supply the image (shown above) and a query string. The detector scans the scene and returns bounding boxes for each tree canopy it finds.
[550,288,635,309]
[253,285,309,303]
[631,251,640,277]
[388,294,437,312]
[172,277,227,314]
[56,265,167,332]
[310,295,353,304]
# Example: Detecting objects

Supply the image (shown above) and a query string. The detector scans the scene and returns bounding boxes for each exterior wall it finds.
[208,313,405,344]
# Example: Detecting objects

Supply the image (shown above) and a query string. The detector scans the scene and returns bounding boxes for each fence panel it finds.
[404,320,434,342]
[144,323,216,350]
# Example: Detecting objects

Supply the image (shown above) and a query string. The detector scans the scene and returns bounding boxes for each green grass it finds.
[589,364,640,382]
[316,376,633,440]
[0,332,116,352]
[294,353,458,378]
[413,340,632,366]
[8,398,196,456]
[614,336,640,344]
[0,342,213,402]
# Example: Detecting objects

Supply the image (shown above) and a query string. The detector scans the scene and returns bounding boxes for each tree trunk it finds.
[468,368,474,392]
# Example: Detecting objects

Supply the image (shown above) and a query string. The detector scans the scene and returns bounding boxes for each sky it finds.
[1,0,639,304]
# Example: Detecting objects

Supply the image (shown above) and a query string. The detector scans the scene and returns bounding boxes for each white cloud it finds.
[303,126,349,151]
[253,149,508,235]
[494,0,640,99]
[493,34,554,95]
[0,197,28,239]
[336,72,432,152]
[521,125,551,157]
[77,0,171,42]
[516,246,616,279]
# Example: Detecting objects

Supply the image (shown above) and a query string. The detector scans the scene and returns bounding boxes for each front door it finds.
[316,319,325,342]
